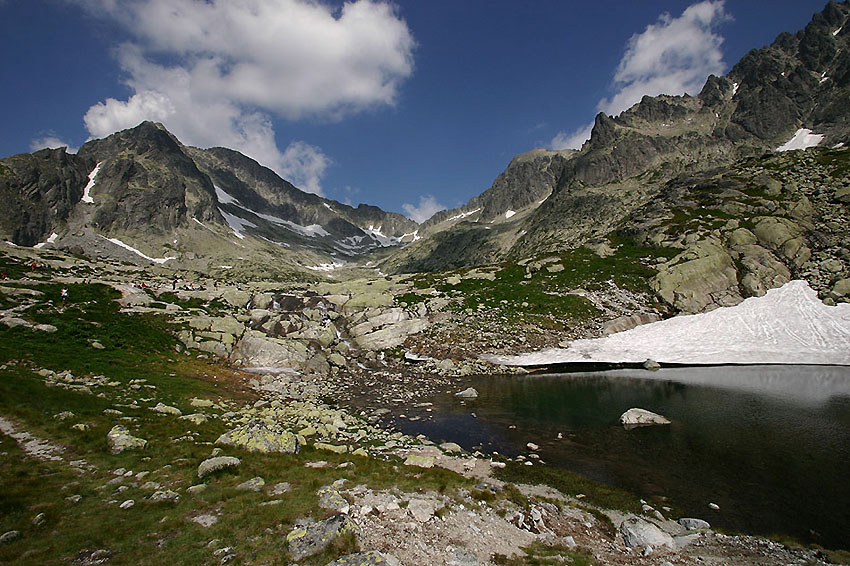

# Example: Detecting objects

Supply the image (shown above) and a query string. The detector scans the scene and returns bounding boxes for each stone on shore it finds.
[619,517,674,550]
[455,387,479,399]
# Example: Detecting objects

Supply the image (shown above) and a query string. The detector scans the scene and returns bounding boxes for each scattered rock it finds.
[619,517,674,550]
[151,402,182,416]
[407,499,436,523]
[216,420,300,454]
[327,551,400,566]
[190,514,218,528]
[285,513,358,560]
[119,500,135,510]
[149,490,180,503]
[678,517,711,530]
[318,485,350,514]
[403,454,435,468]
[197,456,241,479]
[236,477,265,491]
[0,530,21,544]
[106,425,148,454]
[271,482,291,495]
[454,387,479,399]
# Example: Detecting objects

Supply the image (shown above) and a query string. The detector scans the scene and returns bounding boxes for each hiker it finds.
[60,287,68,304]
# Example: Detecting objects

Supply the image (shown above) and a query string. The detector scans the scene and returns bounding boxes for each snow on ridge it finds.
[364,225,400,247]
[105,237,176,264]
[505,210,516,219]
[776,129,825,152]
[834,26,843,36]
[483,280,850,366]
[731,82,739,96]
[218,208,257,240]
[214,185,240,205]
[445,208,482,223]
[323,202,335,212]
[81,162,102,204]
[34,232,58,249]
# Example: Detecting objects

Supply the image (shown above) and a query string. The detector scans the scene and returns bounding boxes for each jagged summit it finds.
[0,121,416,275]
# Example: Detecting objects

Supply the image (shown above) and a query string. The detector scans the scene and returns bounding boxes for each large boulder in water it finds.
[620,408,671,427]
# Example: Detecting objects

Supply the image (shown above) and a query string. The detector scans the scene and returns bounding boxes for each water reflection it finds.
[391,365,850,549]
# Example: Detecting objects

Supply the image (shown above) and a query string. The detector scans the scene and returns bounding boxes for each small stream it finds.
[384,365,850,549]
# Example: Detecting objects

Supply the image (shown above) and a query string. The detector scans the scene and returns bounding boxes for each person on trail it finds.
[60,287,68,304]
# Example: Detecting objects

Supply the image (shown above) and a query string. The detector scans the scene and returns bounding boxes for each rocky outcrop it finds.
[106,425,148,454]
[651,241,741,313]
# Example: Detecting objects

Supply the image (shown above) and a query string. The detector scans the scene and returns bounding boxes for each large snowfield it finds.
[484,280,850,366]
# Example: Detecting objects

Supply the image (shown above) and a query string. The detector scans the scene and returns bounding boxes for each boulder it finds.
[318,485,350,514]
[236,477,265,491]
[619,408,671,427]
[230,334,309,368]
[285,513,358,561]
[197,456,241,479]
[407,499,436,523]
[149,490,180,503]
[151,403,182,416]
[353,319,428,350]
[678,517,711,530]
[619,517,674,550]
[107,425,148,454]
[455,387,479,399]
[403,454,435,468]
[651,241,741,313]
[216,420,300,454]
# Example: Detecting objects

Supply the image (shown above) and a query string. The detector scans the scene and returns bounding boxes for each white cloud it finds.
[551,123,593,151]
[402,195,445,224]
[30,134,79,153]
[551,0,728,150]
[72,0,414,185]
[278,141,331,196]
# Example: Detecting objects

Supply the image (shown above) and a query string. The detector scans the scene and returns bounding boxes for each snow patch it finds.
[34,232,58,249]
[833,143,845,148]
[731,82,739,96]
[81,162,102,204]
[776,129,824,152]
[445,208,481,223]
[483,281,850,366]
[214,185,240,205]
[364,225,400,247]
[834,26,843,36]
[105,237,176,264]
[505,210,516,219]
[192,218,205,226]
[323,202,335,212]
[305,260,346,272]
[218,208,257,240]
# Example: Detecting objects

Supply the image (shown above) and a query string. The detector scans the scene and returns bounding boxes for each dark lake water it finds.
[386,365,850,549]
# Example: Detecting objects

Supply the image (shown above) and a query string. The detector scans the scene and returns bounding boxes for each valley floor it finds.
[0,245,847,566]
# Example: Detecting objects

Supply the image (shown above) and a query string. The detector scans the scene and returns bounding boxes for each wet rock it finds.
[454,387,479,399]
[197,456,241,479]
[619,408,671,427]
[285,513,358,561]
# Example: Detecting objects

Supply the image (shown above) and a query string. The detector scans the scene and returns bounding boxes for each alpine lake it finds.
[383,365,850,550]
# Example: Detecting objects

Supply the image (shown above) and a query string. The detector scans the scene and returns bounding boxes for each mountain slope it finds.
[384,1,850,274]
[0,122,416,275]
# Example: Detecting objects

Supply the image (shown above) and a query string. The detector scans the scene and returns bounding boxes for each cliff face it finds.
[384,1,850,274]
[0,122,415,267]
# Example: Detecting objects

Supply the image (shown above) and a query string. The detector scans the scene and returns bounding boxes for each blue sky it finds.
[0,0,829,220]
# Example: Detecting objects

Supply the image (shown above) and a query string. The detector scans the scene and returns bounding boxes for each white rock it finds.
[619,408,671,427]
[454,387,479,399]
[619,517,674,550]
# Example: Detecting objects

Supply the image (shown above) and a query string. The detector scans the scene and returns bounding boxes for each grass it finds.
[493,462,642,515]
[0,264,472,564]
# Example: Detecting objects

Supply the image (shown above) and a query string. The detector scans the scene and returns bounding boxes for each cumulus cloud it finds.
[552,0,728,150]
[72,0,415,188]
[402,195,446,224]
[278,141,331,196]
[30,135,79,153]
